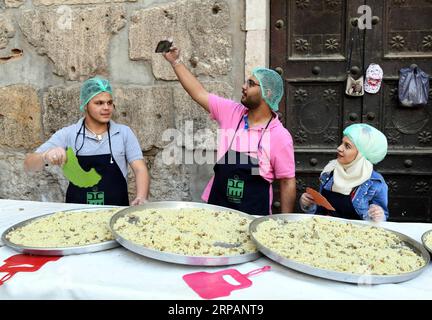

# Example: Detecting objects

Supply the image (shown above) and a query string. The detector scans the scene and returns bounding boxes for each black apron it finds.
[316,174,360,220]
[208,115,272,216]
[66,122,129,206]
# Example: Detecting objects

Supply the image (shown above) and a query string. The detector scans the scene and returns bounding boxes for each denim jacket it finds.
[302,170,389,220]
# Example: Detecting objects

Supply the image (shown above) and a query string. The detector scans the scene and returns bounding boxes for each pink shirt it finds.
[202,94,295,213]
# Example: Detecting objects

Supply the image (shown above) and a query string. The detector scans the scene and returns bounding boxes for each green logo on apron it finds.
[227,178,244,204]
[87,191,105,205]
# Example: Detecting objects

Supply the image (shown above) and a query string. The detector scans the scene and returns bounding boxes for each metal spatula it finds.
[213,241,242,248]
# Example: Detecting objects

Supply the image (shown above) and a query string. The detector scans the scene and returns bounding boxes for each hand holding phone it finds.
[155,40,173,53]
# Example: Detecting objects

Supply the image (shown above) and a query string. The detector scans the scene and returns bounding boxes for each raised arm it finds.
[162,46,209,112]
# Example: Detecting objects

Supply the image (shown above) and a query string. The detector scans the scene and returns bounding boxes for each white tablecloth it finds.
[0,199,431,300]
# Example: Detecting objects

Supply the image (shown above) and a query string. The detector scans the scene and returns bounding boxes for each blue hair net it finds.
[79,77,113,112]
[343,124,388,164]
[252,67,284,111]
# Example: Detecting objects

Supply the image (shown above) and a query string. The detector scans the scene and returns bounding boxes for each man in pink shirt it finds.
[163,45,296,215]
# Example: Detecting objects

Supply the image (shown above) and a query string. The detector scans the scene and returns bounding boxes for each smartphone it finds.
[155,40,173,53]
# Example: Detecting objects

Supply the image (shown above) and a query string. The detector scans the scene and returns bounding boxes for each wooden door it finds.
[270,0,432,221]
[363,0,432,221]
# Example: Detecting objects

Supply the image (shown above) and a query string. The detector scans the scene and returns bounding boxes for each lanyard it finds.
[74,120,114,163]
[228,114,273,151]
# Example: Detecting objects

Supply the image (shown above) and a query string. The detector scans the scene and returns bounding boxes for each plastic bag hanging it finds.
[346,75,365,97]
[398,65,430,107]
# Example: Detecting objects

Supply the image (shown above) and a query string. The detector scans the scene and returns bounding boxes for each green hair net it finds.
[79,77,113,112]
[343,124,388,164]
[252,67,284,111]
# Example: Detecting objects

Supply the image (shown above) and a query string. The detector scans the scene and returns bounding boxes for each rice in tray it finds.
[113,208,257,256]
[5,208,121,247]
[252,216,426,275]
[424,231,432,251]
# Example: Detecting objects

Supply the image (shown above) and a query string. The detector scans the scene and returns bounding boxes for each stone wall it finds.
[0,0,246,203]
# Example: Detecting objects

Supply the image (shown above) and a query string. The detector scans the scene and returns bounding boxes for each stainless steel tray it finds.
[250,214,430,284]
[421,229,432,257]
[1,206,120,256]
[109,201,261,266]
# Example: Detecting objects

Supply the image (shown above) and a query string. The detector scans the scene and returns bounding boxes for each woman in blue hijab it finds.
[300,124,389,221]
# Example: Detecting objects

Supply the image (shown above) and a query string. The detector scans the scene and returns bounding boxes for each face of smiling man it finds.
[84,92,114,125]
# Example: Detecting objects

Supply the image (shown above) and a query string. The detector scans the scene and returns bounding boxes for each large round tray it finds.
[249,214,430,284]
[421,229,432,257]
[109,201,261,266]
[1,206,120,256]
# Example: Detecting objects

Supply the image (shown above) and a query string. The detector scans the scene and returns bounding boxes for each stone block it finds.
[245,30,267,77]
[19,6,126,80]
[5,0,25,8]
[42,85,81,138]
[245,0,267,30]
[112,86,174,151]
[129,0,232,80]
[0,85,43,150]
[5,0,24,8]
[33,0,136,5]
[0,14,14,49]
[148,150,191,201]
[0,149,67,202]
[173,81,233,151]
